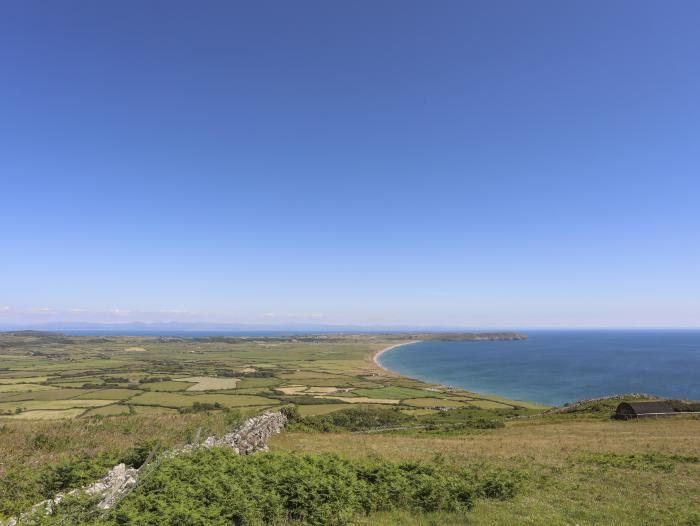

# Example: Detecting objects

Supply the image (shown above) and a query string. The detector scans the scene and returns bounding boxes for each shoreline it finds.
[372,340,423,373]
[371,339,550,409]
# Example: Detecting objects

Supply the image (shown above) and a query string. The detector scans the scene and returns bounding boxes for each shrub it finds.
[273,395,347,405]
[119,439,159,469]
[280,405,301,422]
[476,469,520,499]
[39,456,114,497]
[98,449,483,525]
[304,407,414,432]
[178,402,223,414]
[140,377,172,383]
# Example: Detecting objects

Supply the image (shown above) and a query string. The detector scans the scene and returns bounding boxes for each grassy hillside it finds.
[1,331,698,525]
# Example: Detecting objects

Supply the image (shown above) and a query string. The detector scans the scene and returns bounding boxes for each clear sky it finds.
[1,1,699,328]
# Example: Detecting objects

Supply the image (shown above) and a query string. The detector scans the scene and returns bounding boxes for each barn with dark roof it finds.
[615,401,676,419]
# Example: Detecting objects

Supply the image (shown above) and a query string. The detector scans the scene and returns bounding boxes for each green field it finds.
[0,331,697,525]
[351,386,443,399]
[402,397,466,408]
[128,391,278,408]
[140,380,195,391]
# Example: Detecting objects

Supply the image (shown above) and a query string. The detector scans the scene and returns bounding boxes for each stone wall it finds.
[3,411,287,525]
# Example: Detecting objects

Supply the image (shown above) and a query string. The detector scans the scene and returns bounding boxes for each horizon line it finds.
[2,321,700,332]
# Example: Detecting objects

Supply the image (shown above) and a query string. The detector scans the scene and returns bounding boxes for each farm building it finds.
[615,401,676,419]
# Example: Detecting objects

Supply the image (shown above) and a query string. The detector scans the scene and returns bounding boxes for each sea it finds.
[378,330,700,406]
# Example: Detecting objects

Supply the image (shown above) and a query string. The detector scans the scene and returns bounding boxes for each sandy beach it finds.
[372,340,422,372]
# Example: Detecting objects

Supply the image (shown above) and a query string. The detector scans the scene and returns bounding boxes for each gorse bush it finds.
[91,449,512,526]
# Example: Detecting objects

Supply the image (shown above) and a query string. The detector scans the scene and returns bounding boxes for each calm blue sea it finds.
[378,330,700,406]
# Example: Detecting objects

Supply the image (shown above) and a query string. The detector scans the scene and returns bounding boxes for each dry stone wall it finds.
[3,411,287,526]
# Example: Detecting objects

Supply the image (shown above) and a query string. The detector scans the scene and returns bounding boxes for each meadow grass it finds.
[237,377,283,388]
[173,376,240,391]
[320,396,401,404]
[296,403,398,417]
[0,388,96,402]
[0,383,56,393]
[270,417,700,525]
[72,389,142,400]
[81,404,131,417]
[4,409,88,420]
[0,399,117,412]
[140,380,195,391]
[0,376,52,384]
[351,386,440,399]
[128,391,279,408]
[403,397,466,408]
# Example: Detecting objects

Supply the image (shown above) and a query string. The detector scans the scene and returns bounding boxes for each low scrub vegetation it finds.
[291,406,414,432]
[38,449,518,526]
[284,406,507,434]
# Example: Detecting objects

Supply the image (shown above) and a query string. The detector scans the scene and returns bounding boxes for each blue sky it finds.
[1,1,699,328]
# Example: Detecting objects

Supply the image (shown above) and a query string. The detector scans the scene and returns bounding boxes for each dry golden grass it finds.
[0,376,51,384]
[275,385,340,395]
[318,396,400,404]
[174,376,240,391]
[272,418,700,464]
[305,387,339,394]
[275,385,307,395]
[0,384,56,393]
[0,411,239,479]
[271,417,700,525]
[0,399,117,412]
[2,409,87,420]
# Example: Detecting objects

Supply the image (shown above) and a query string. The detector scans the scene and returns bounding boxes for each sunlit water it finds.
[379,330,700,405]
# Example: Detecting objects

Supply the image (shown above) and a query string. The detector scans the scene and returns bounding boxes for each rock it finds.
[84,463,139,509]
[198,411,287,455]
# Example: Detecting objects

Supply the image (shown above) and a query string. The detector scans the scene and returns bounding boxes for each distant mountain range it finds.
[0,321,520,334]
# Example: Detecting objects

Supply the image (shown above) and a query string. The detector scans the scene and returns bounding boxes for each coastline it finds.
[370,340,548,409]
[372,340,422,373]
